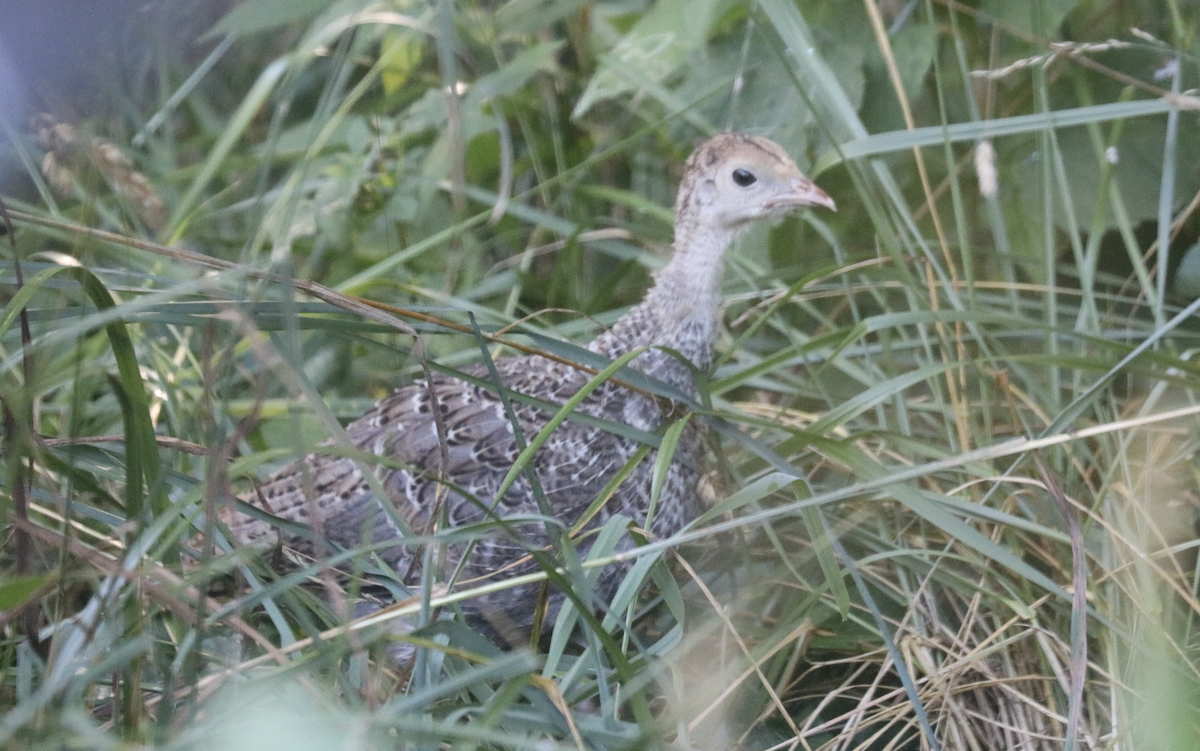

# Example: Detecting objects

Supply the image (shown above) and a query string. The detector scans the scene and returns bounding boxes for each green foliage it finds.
[3,0,1200,748]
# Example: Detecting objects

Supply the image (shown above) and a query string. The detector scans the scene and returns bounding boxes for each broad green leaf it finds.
[572,0,724,118]
[889,21,937,99]
[380,28,425,95]
[496,0,588,34]
[1173,240,1200,298]
[203,0,329,40]
[0,573,54,610]
[466,41,564,107]
[978,0,1085,36]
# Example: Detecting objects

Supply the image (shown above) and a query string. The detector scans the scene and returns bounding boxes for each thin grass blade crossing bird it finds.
[224,132,835,650]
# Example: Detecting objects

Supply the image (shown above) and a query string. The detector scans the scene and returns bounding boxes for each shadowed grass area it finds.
[2,1,1200,749]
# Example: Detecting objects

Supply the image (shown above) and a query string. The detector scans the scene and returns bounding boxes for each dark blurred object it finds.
[0,0,238,120]
[0,0,239,195]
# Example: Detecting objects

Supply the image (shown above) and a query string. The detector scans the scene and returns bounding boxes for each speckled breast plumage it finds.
[229,351,705,635]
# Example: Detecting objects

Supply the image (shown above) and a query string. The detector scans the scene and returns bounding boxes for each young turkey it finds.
[225,132,835,647]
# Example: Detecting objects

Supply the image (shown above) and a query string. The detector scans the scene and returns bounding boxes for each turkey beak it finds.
[767,176,837,212]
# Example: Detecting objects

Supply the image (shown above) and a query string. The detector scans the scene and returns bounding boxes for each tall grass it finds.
[2,0,1199,748]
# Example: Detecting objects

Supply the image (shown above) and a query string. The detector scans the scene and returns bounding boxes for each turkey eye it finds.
[731,168,757,187]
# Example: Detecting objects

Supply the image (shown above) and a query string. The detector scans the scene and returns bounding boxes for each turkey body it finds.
[226,132,834,642]
[232,352,703,636]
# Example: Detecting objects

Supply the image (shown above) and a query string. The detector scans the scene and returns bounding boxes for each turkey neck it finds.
[589,214,738,387]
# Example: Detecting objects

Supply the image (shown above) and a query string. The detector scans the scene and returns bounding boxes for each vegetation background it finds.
[2,0,1199,748]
